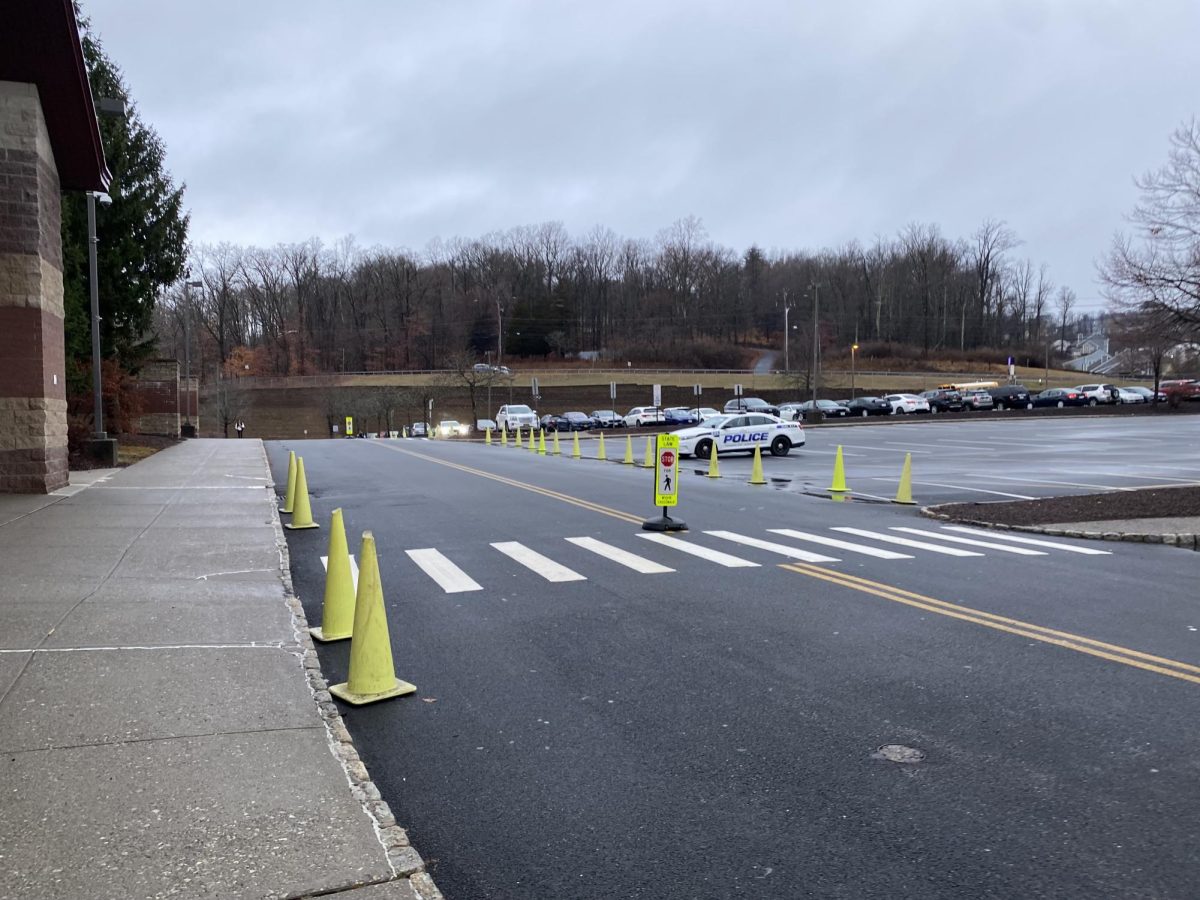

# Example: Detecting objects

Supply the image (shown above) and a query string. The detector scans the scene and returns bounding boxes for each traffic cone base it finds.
[748,446,767,484]
[280,450,297,513]
[329,677,417,706]
[829,445,851,493]
[284,457,320,529]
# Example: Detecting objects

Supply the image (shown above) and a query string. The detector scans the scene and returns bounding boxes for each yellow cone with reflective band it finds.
[706,448,720,478]
[528,429,537,451]
[328,531,416,706]
[485,427,492,445]
[623,435,634,465]
[552,430,562,455]
[402,427,408,439]
[572,431,581,459]
[538,429,547,455]
[893,452,916,505]
[501,425,508,446]
[748,445,766,485]
[829,445,851,493]
[310,508,355,642]
[596,432,607,461]
[280,450,297,513]
[641,437,654,468]
[284,457,320,529]
[513,426,521,447]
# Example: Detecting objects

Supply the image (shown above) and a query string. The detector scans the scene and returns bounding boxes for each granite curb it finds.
[259,443,444,900]
[920,502,1200,551]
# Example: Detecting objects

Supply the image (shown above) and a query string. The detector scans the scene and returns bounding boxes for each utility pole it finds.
[810,283,820,407]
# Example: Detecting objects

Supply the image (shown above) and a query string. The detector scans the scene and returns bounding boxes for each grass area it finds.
[117,443,162,465]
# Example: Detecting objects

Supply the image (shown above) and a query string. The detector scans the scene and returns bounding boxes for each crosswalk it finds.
[339,525,1113,596]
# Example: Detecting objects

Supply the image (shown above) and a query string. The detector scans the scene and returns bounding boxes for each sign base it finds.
[642,512,687,532]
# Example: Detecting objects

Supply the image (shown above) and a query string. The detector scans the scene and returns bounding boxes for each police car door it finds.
[717,415,757,453]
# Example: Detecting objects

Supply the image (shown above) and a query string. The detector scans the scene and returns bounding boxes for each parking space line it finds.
[836,444,933,454]
[870,478,1036,500]
[405,549,484,593]
[890,527,1046,555]
[705,531,839,563]
[565,537,675,574]
[966,474,1136,492]
[491,542,587,582]
[831,527,984,556]
[637,533,760,567]
[768,529,913,560]
[320,554,360,591]
[941,527,1112,555]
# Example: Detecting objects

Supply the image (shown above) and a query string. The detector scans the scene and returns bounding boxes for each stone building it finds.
[0,1,110,492]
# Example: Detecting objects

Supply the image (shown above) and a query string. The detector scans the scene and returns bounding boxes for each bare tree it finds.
[1056,286,1077,351]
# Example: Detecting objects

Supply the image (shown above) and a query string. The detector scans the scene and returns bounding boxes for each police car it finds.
[672,413,804,459]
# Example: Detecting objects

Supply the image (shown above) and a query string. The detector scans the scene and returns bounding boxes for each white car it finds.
[673,413,804,459]
[496,404,538,431]
[624,406,665,427]
[1115,387,1145,404]
[883,393,931,414]
[437,420,469,437]
[1074,384,1118,405]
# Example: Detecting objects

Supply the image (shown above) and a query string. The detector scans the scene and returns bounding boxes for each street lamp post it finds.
[783,305,793,372]
[497,299,505,364]
[86,191,111,439]
[182,279,202,432]
[810,283,820,408]
[851,343,859,398]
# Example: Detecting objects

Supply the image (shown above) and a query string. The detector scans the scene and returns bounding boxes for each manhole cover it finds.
[872,744,926,764]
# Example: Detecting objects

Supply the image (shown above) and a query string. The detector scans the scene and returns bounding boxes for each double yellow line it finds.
[782,562,1200,686]
[371,442,644,525]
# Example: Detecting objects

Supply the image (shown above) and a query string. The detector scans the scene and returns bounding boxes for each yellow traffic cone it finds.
[829,445,851,493]
[597,432,607,461]
[280,450,297,514]
[641,437,654,468]
[310,508,355,642]
[501,425,508,446]
[328,531,416,706]
[402,427,408,439]
[485,427,492,446]
[538,429,547,455]
[528,429,538,451]
[893,452,916,505]
[285,457,320,529]
[623,435,634,465]
[552,430,562,455]
[513,426,521,447]
[572,431,581,459]
[748,445,767,484]
[706,448,721,478]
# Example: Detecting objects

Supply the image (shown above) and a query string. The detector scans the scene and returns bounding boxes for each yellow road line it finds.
[780,563,1200,686]
[370,442,644,525]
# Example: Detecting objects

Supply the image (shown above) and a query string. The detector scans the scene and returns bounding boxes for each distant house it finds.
[1065,333,1112,372]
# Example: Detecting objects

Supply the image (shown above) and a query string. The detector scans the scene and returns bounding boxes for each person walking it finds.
[235,420,245,438]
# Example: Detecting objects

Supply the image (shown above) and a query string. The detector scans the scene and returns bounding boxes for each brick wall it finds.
[133,358,181,437]
[0,81,68,493]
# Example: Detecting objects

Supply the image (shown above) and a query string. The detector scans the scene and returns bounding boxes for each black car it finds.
[723,397,781,416]
[560,411,593,431]
[843,396,891,417]
[539,414,568,431]
[1031,388,1088,409]
[663,407,701,426]
[794,399,850,419]
[988,384,1032,410]
[921,389,964,413]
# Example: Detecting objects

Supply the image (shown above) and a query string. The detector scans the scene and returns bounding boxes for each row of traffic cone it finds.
[281,452,414,706]
[822,444,915,505]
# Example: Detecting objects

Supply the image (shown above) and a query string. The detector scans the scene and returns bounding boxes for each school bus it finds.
[937,380,1000,392]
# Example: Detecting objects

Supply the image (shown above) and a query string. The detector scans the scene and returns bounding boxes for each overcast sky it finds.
[87,0,1198,311]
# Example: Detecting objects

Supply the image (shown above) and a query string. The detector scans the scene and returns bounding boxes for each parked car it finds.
[409,422,428,437]
[921,389,965,413]
[777,401,805,420]
[624,406,665,427]
[496,404,538,431]
[437,420,469,438]
[843,396,892,417]
[792,399,851,419]
[539,413,569,431]
[1124,386,1166,403]
[723,397,781,417]
[1115,387,1146,404]
[882,393,931,414]
[1032,388,1088,408]
[987,384,1033,410]
[1161,379,1200,401]
[1074,383,1120,405]
[476,418,497,432]
[559,411,593,431]
[962,389,995,411]
[588,410,626,428]
[664,407,700,426]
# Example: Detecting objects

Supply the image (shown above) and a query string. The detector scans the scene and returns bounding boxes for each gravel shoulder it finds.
[928,485,1200,527]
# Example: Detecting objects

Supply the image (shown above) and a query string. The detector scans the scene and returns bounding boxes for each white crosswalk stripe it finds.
[768,529,913,560]
[830,528,983,557]
[406,548,484,592]
[565,537,675,574]
[940,526,1113,555]
[637,533,760,567]
[492,541,587,581]
[889,527,1046,555]
[320,554,360,590]
[705,530,839,563]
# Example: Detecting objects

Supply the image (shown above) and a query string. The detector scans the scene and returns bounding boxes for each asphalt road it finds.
[270,422,1200,900]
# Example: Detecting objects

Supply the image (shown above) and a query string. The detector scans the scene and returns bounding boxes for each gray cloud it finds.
[89,0,1199,308]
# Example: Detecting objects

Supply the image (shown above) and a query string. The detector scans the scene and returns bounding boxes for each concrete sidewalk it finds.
[0,440,440,899]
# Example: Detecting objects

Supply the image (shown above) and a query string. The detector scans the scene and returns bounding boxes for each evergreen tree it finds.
[61,6,189,391]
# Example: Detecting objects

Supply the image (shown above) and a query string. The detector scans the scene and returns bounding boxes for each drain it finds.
[872,744,926,764]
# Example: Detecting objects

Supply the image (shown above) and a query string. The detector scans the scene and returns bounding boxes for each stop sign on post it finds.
[660,450,675,468]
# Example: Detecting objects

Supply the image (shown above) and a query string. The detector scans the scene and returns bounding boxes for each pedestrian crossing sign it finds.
[345,416,354,436]
[654,434,680,507]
